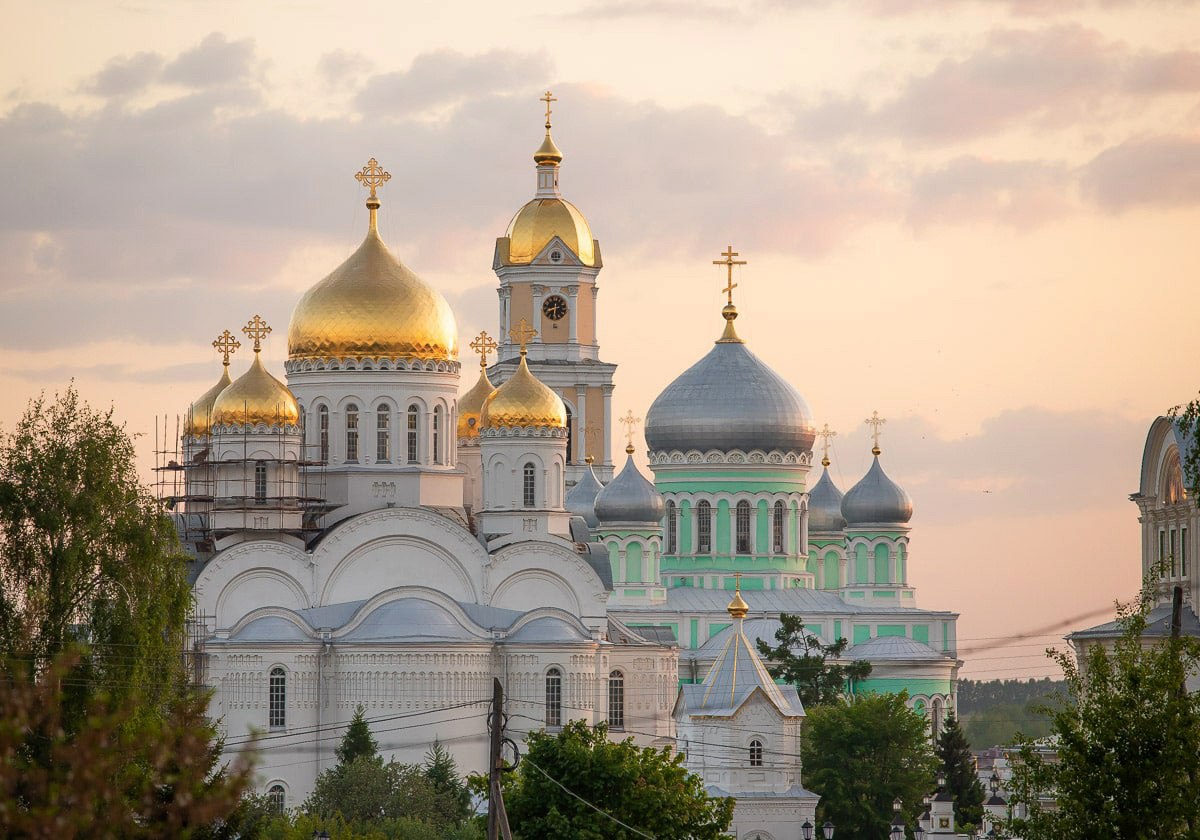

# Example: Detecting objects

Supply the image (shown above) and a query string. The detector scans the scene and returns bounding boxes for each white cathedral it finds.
[174,97,961,838]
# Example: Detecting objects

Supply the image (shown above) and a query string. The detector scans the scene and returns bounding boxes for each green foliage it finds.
[956,678,1065,715]
[1007,594,1200,839]
[337,705,380,767]
[502,720,734,840]
[423,740,472,824]
[936,714,985,829]
[1169,395,1200,497]
[232,810,483,840]
[961,702,1054,748]
[755,613,873,707]
[801,692,939,838]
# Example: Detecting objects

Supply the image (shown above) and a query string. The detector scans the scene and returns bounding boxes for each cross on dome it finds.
[469,330,498,369]
[509,318,537,354]
[618,409,641,454]
[212,329,240,367]
[541,90,556,128]
[355,157,391,200]
[242,315,272,353]
[816,423,837,467]
[865,410,887,455]
[713,245,746,306]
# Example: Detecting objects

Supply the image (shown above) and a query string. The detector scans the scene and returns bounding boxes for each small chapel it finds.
[170,94,962,831]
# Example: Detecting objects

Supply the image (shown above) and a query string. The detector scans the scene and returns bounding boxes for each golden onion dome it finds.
[533,130,563,166]
[481,353,567,430]
[185,366,232,437]
[457,365,496,440]
[211,354,301,429]
[504,198,595,266]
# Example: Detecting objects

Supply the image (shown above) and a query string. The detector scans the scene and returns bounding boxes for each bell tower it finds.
[491,91,617,484]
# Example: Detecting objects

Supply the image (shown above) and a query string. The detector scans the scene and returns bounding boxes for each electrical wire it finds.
[522,756,657,839]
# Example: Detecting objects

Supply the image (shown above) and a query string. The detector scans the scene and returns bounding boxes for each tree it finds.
[1169,395,1200,496]
[1006,595,1200,839]
[936,714,985,830]
[336,704,379,766]
[423,740,472,824]
[502,720,734,840]
[756,613,873,707]
[801,692,939,839]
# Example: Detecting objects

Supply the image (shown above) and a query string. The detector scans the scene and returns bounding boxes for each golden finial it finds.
[713,245,747,344]
[242,315,271,353]
[727,572,750,620]
[585,454,595,464]
[534,91,564,166]
[865,410,886,455]
[816,424,837,467]
[469,330,498,370]
[355,157,391,232]
[618,410,641,455]
[212,330,240,367]
[509,318,537,355]
[541,90,557,129]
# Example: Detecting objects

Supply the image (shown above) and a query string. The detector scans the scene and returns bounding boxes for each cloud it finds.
[1081,135,1200,212]
[163,33,256,88]
[355,50,552,114]
[317,50,373,87]
[908,155,1072,228]
[83,51,165,98]
[565,0,739,20]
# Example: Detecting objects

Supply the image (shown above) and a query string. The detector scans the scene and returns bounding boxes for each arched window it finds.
[318,405,329,463]
[697,500,712,554]
[1164,450,1186,505]
[407,404,420,463]
[267,783,285,814]
[523,462,537,508]
[749,738,763,767]
[254,461,267,504]
[736,500,752,553]
[545,668,562,727]
[269,667,286,729]
[932,697,944,740]
[665,501,677,554]
[608,670,625,730]
[345,404,359,462]
[773,500,785,553]
[433,406,443,464]
[376,406,390,462]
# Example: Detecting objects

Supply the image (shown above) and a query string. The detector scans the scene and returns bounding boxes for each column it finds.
[591,286,600,347]
[602,386,613,464]
[575,385,587,464]
[498,287,510,348]
[423,410,433,464]
[531,285,545,343]
[749,505,759,554]
[567,286,579,343]
[799,508,809,556]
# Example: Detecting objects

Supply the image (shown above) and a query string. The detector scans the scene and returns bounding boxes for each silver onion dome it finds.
[841,454,912,527]
[594,452,665,527]
[645,340,815,455]
[807,464,846,532]
[565,463,604,528]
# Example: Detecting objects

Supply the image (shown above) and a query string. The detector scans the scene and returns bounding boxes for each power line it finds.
[522,756,657,839]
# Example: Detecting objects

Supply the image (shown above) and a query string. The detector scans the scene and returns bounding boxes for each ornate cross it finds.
[212,329,240,367]
[509,318,537,353]
[816,423,837,467]
[355,157,391,199]
[864,410,886,454]
[541,90,556,127]
[469,330,498,369]
[713,245,746,305]
[242,315,272,352]
[618,409,641,449]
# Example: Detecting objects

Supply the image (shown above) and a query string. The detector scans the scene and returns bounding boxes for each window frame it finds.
[545,667,562,728]
[407,404,420,464]
[254,460,267,505]
[433,405,443,464]
[773,500,785,554]
[697,500,712,554]
[268,667,286,730]
[749,738,764,767]
[665,501,677,554]
[607,670,625,730]
[345,403,359,463]
[267,783,285,814]
[376,405,391,463]
[318,405,329,463]
[523,462,537,508]
[736,500,752,554]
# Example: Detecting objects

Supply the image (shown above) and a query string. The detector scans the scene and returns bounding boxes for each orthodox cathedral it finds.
[173,94,961,834]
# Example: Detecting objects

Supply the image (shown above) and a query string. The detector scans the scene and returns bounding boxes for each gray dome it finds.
[565,465,603,528]
[645,339,814,455]
[807,465,846,533]
[842,454,912,527]
[594,453,665,526]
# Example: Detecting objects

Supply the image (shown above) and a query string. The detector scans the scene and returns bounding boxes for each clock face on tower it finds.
[542,295,568,321]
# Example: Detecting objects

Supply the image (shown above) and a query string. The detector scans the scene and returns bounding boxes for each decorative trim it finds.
[480,426,569,439]
[648,449,811,466]
[284,357,461,374]
[212,422,303,435]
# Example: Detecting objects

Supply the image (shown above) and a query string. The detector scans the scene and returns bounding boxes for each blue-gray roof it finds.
[595,453,664,527]
[565,465,604,527]
[807,464,846,533]
[842,453,913,527]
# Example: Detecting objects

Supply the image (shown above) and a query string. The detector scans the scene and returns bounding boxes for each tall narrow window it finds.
[545,668,562,728]
[433,406,443,464]
[407,405,419,463]
[736,500,752,553]
[749,739,763,767]
[345,404,359,462]
[318,405,329,463]
[1172,529,1179,577]
[376,406,390,462]
[1160,530,1167,577]
[523,462,536,508]
[267,784,285,814]
[1184,527,1190,577]
[932,698,944,741]
[666,501,677,554]
[254,461,267,505]
[269,667,286,729]
[773,500,785,553]
[697,500,712,554]
[608,670,625,730]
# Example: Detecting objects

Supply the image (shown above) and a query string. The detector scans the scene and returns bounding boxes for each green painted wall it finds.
[823,551,839,589]
[874,544,890,584]
[898,544,907,584]
[607,543,619,585]
[708,622,731,638]
[690,618,699,647]
[853,625,870,644]
[627,542,643,584]
[855,677,952,697]
[878,625,906,637]
[912,625,929,644]
[756,499,770,553]
[716,499,730,554]
[678,500,693,555]
[855,544,868,583]
[833,620,843,642]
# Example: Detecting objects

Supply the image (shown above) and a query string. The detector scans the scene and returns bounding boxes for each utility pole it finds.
[487,678,513,840]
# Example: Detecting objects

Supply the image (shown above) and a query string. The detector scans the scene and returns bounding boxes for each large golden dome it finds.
[481,354,567,430]
[503,198,596,266]
[458,365,496,440]
[211,354,301,429]
[288,220,458,363]
[185,366,232,437]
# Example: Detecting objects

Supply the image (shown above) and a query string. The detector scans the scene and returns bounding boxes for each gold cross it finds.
[618,409,641,449]
[212,329,240,367]
[355,157,391,199]
[242,315,272,352]
[469,330,498,369]
[816,423,837,467]
[864,410,886,454]
[713,245,746,305]
[509,318,537,354]
[541,90,556,127]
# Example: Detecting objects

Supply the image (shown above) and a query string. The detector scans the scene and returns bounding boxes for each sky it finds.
[2,0,1198,680]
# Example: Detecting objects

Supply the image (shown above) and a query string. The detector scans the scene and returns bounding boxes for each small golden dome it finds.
[534,130,563,166]
[288,228,458,363]
[185,366,232,437]
[457,365,496,439]
[727,588,750,620]
[504,198,595,266]
[481,354,567,430]
[211,354,301,429]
